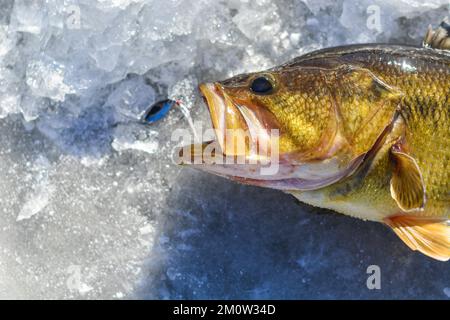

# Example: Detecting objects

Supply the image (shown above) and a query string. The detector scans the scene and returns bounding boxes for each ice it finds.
[444,288,450,298]
[111,125,159,154]
[106,76,156,121]
[9,0,45,34]
[17,186,52,221]
[339,0,447,43]
[17,155,54,221]
[0,0,449,299]
[27,55,75,101]
[232,1,281,41]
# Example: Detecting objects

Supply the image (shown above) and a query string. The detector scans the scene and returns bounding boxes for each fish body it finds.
[285,44,450,222]
[182,22,450,260]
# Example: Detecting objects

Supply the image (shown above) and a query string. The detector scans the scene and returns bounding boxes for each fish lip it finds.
[173,83,222,165]
[197,82,276,163]
[176,140,216,165]
[174,83,226,166]
[199,83,227,152]
[199,82,253,157]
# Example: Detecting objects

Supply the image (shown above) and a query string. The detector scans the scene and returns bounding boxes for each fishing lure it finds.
[142,99,178,124]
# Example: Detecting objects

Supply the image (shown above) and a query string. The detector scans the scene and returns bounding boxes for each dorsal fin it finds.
[423,18,450,50]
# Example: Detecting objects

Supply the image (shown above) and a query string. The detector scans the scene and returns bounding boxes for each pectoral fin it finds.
[384,215,450,261]
[390,148,426,212]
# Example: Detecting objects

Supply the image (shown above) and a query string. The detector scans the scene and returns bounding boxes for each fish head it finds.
[180,65,399,190]
[200,68,340,157]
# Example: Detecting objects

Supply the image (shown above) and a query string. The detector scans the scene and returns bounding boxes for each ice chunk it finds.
[17,155,54,221]
[0,26,14,57]
[26,56,75,101]
[232,4,280,41]
[0,94,20,119]
[168,76,197,109]
[9,0,46,34]
[339,0,449,42]
[106,76,156,122]
[17,186,54,221]
[111,125,159,154]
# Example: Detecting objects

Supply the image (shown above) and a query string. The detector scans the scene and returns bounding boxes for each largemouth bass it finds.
[181,20,450,261]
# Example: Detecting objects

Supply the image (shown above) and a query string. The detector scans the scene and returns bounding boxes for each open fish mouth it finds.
[173,82,288,183]
[199,82,255,158]
[198,83,230,154]
[177,83,274,164]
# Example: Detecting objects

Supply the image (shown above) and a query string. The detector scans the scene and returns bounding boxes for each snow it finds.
[16,155,53,221]
[0,0,449,299]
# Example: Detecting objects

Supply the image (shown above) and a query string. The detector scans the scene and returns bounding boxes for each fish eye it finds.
[250,76,274,94]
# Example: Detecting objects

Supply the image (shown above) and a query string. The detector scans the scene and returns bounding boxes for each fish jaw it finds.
[198,83,227,154]
[179,83,282,179]
[199,83,251,157]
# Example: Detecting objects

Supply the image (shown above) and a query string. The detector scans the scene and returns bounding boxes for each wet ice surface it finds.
[0,0,449,299]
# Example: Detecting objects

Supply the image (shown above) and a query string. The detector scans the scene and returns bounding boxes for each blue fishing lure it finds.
[142,99,177,123]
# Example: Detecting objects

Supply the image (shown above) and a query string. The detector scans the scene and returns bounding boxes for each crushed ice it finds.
[0,0,448,298]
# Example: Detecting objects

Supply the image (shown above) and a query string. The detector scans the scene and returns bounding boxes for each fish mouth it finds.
[199,82,250,157]
[198,83,280,160]
[176,82,276,175]
[198,83,228,153]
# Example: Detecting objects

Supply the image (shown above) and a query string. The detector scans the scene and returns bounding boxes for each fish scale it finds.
[277,45,450,219]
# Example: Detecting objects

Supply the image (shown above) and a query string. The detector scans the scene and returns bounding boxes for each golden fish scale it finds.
[375,58,449,216]
[324,49,450,218]
[329,68,400,156]
[259,72,335,154]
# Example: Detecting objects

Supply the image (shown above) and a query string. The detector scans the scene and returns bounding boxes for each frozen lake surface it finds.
[0,0,449,299]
